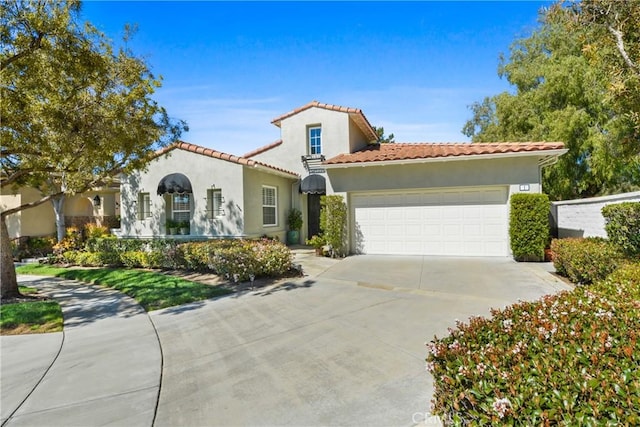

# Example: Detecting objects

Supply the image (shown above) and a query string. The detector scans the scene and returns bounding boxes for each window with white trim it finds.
[137,192,151,220]
[262,186,277,226]
[207,188,224,219]
[171,193,191,223]
[309,126,322,155]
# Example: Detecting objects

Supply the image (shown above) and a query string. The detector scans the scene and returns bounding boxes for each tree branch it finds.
[608,25,640,77]
[0,32,44,71]
[0,190,63,219]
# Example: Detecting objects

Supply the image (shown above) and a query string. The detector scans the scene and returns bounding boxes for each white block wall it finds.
[552,191,640,238]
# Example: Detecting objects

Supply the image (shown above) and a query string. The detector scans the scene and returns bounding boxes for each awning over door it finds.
[300,174,326,194]
[157,173,193,195]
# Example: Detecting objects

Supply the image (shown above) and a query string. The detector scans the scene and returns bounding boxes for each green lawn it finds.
[16,264,233,311]
[1,287,63,335]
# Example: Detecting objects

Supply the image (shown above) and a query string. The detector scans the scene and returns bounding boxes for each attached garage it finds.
[351,186,508,256]
[324,142,568,257]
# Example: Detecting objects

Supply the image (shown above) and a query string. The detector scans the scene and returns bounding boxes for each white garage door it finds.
[352,187,508,256]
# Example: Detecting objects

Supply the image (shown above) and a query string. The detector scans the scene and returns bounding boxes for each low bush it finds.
[425,262,640,425]
[11,235,56,260]
[120,251,150,268]
[509,193,550,261]
[550,237,622,285]
[53,226,83,253]
[602,202,640,257]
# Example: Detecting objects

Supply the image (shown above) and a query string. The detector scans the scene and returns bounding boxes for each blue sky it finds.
[81,1,551,156]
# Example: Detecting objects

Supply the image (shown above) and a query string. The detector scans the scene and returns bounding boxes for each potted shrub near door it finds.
[286,208,303,245]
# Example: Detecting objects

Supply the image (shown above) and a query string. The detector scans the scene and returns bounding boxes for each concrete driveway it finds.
[150,256,571,427]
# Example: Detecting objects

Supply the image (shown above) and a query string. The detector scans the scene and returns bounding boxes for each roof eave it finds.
[323,149,569,169]
[250,163,300,179]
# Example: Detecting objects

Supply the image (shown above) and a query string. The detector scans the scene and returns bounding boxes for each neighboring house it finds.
[1,183,120,239]
[121,100,567,256]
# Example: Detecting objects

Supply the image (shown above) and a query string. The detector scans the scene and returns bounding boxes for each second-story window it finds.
[309,126,322,155]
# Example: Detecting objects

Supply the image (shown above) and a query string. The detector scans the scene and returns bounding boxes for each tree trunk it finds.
[0,215,21,300]
[51,195,66,242]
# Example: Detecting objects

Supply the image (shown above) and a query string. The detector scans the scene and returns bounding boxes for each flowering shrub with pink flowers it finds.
[425,262,640,425]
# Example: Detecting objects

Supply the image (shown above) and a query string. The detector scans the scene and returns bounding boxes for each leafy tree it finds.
[373,126,395,143]
[0,1,186,299]
[463,0,639,200]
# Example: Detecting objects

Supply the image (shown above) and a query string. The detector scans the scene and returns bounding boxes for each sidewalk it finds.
[0,275,161,427]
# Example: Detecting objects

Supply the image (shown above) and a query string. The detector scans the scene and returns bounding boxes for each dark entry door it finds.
[308,194,322,237]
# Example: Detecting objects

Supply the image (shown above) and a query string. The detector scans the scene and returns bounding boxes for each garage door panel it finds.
[353,187,508,256]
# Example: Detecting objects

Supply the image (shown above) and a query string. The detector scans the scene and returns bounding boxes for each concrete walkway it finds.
[1,275,161,427]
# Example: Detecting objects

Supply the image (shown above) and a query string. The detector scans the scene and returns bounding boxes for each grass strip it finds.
[1,299,63,335]
[16,264,233,311]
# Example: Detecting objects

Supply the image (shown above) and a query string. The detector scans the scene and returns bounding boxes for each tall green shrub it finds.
[509,193,550,261]
[602,202,640,257]
[320,195,347,257]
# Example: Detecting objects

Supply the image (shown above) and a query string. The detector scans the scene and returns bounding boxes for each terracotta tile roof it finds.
[271,100,378,142]
[243,139,282,158]
[156,141,299,177]
[324,142,566,165]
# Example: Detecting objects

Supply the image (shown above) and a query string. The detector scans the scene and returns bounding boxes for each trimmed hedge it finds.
[602,202,640,257]
[509,193,550,261]
[54,238,294,281]
[425,262,640,425]
[550,238,622,285]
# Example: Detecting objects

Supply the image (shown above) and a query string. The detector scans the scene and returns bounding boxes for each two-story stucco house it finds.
[119,101,567,256]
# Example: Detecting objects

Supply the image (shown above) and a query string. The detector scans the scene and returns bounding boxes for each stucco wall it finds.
[242,167,295,241]
[551,191,640,238]
[120,148,245,238]
[1,187,56,238]
[251,106,369,176]
[326,156,542,193]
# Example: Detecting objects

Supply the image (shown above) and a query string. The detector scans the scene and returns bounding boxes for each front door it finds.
[308,194,322,237]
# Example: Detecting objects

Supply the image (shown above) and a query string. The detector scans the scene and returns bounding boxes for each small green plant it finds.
[166,219,179,229]
[509,193,550,261]
[306,234,326,249]
[602,202,640,257]
[287,208,303,231]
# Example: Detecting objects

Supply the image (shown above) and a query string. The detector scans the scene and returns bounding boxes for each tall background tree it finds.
[0,0,186,299]
[463,0,639,200]
[373,126,395,143]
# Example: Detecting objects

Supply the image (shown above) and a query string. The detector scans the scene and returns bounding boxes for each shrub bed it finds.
[550,237,622,285]
[53,238,294,281]
[425,262,640,425]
